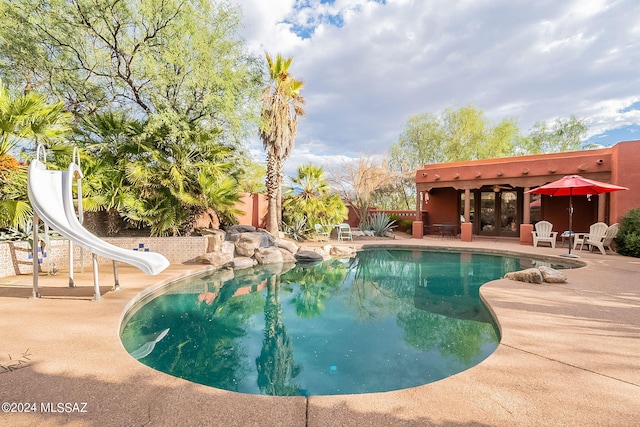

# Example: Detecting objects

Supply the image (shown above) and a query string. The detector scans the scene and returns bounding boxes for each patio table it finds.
[560,230,574,248]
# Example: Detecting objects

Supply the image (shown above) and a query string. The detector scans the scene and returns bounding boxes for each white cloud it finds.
[236,0,640,166]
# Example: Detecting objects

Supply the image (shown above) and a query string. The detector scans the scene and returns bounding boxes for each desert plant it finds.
[282,217,309,241]
[360,212,396,237]
[616,207,640,258]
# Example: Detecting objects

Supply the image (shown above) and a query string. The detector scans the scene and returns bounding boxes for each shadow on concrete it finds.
[0,362,307,427]
[0,285,113,300]
[307,401,493,427]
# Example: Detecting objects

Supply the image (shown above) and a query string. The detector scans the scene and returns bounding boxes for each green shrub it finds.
[616,208,640,257]
[389,214,413,232]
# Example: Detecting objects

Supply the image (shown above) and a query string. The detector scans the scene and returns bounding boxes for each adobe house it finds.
[413,140,640,243]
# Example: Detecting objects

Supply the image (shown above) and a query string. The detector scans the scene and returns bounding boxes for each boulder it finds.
[226,224,257,234]
[193,207,220,231]
[276,239,299,254]
[198,228,219,236]
[254,247,284,265]
[295,250,324,263]
[298,245,331,260]
[220,241,236,256]
[198,251,234,268]
[538,266,568,283]
[330,245,357,258]
[278,247,297,263]
[229,256,257,270]
[257,229,277,248]
[235,232,264,257]
[504,268,543,284]
[205,229,226,253]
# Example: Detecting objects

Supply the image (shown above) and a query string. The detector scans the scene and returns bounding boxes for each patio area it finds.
[1,234,639,426]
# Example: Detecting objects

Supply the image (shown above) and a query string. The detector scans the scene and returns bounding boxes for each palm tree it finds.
[0,79,72,156]
[283,164,348,233]
[74,110,241,236]
[0,79,72,230]
[259,53,305,235]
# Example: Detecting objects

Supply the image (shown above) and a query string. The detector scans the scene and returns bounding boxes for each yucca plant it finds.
[360,212,396,237]
[282,217,309,241]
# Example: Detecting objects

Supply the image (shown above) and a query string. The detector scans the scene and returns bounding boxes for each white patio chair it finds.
[531,220,558,248]
[337,223,353,241]
[585,223,619,255]
[314,224,330,242]
[574,222,608,251]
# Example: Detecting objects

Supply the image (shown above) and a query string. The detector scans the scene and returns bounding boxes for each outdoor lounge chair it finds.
[314,224,330,242]
[574,222,608,251]
[532,220,557,248]
[337,223,353,241]
[584,222,619,255]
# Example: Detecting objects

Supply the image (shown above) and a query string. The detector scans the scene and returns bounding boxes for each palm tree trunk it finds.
[276,186,282,227]
[265,153,280,235]
[106,208,121,236]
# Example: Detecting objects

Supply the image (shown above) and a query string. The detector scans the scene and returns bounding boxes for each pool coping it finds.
[1,235,639,426]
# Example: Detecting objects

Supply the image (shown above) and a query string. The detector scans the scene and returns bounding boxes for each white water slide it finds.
[27,151,170,300]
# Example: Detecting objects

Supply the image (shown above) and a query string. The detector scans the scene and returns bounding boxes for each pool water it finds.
[120,248,561,396]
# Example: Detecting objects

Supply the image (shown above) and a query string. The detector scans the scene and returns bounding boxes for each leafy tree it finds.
[259,53,305,235]
[282,164,348,236]
[0,0,265,235]
[0,0,263,141]
[518,115,589,154]
[390,104,519,173]
[236,159,267,194]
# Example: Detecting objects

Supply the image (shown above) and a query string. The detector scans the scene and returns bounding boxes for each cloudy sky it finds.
[235,0,640,174]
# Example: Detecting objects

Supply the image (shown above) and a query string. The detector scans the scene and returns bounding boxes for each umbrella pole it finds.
[562,189,580,258]
[568,192,573,255]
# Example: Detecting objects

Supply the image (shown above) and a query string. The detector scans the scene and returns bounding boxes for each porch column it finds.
[520,187,533,245]
[460,188,472,242]
[598,194,606,223]
[412,190,424,238]
[463,188,471,222]
[522,187,531,224]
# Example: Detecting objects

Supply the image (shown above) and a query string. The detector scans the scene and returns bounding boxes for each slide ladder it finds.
[28,145,170,300]
[68,147,85,286]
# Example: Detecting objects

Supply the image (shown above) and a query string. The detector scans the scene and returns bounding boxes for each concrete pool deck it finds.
[0,235,639,426]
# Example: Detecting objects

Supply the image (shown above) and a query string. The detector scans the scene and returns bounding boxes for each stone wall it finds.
[0,236,206,277]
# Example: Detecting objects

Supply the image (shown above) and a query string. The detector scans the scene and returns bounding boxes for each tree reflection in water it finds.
[120,249,544,395]
[255,275,302,396]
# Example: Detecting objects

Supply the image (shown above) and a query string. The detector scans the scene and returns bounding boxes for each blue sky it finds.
[236,0,640,175]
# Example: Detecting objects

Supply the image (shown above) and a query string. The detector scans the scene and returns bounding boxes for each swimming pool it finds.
[120,247,568,396]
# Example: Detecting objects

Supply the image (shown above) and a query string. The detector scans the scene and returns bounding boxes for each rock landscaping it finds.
[197,225,357,269]
[504,266,567,284]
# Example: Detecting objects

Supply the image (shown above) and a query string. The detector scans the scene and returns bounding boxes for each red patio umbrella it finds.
[526,175,628,257]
